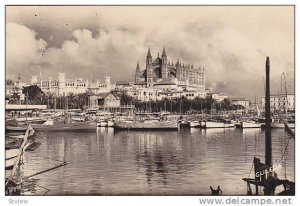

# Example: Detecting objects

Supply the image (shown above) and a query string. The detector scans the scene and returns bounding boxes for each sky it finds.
[6,6,294,100]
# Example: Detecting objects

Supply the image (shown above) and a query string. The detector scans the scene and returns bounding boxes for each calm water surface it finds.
[22,128,294,195]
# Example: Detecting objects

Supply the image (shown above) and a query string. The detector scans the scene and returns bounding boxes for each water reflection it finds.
[22,128,294,195]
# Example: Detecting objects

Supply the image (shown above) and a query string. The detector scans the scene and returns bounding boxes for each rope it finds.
[273,137,291,169]
[247,161,254,178]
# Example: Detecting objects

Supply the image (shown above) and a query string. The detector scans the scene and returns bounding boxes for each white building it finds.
[230,97,250,110]
[208,93,229,102]
[261,94,295,112]
[30,73,113,96]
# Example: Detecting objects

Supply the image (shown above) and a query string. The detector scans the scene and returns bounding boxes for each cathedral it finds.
[135,48,205,90]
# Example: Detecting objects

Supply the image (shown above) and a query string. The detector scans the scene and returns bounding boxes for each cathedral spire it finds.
[136,61,140,71]
[147,48,152,58]
[162,47,167,57]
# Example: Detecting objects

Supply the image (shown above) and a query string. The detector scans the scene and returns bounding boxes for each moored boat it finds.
[271,119,295,129]
[204,119,234,128]
[6,149,19,160]
[114,120,178,130]
[5,125,27,134]
[6,157,17,170]
[32,120,97,132]
[107,120,114,127]
[241,121,261,128]
[189,120,201,128]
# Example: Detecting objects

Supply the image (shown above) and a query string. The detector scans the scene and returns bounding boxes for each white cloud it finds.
[6,22,47,76]
[6,6,294,99]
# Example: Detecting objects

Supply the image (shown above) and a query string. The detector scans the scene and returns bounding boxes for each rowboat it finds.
[5,126,27,134]
[6,157,17,170]
[6,149,19,160]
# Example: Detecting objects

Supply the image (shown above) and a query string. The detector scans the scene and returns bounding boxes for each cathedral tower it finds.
[161,47,168,79]
[135,61,141,83]
[146,48,153,83]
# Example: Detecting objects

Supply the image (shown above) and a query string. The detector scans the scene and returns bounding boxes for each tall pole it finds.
[265,57,272,168]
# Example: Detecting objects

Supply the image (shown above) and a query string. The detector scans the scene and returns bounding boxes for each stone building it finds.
[135,48,205,92]
[30,73,112,96]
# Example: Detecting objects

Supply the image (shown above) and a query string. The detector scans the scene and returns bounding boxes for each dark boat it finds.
[32,120,97,132]
[114,120,178,131]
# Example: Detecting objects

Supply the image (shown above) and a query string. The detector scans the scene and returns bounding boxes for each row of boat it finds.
[187,118,295,129]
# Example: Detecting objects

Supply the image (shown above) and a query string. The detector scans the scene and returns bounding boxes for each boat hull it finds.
[189,121,201,128]
[114,121,178,131]
[242,121,261,128]
[204,121,235,128]
[6,157,17,170]
[33,121,97,132]
[271,122,295,129]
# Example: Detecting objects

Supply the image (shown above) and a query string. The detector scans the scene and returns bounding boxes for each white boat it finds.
[200,121,206,128]
[114,120,178,130]
[205,121,225,128]
[100,121,108,127]
[6,156,17,169]
[205,119,235,128]
[271,119,295,129]
[189,120,201,128]
[42,119,54,125]
[107,120,114,127]
[6,149,19,160]
[242,121,261,128]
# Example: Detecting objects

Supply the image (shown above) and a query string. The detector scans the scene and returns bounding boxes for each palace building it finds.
[135,48,205,92]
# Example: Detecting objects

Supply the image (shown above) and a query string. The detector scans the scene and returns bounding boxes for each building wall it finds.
[31,73,112,96]
[261,94,295,112]
[137,48,206,91]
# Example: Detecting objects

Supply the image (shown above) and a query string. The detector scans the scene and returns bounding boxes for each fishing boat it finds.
[15,117,47,125]
[114,120,178,130]
[241,120,261,128]
[200,120,206,128]
[204,119,234,128]
[32,120,97,132]
[107,120,114,127]
[178,119,189,128]
[270,119,295,129]
[5,125,27,134]
[96,119,115,127]
[189,120,201,128]
[6,157,17,170]
[97,121,107,127]
[6,149,19,160]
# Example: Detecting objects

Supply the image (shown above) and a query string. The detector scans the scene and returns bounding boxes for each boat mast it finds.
[265,57,272,168]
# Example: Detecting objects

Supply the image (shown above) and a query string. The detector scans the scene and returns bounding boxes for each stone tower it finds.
[161,47,168,79]
[146,48,153,83]
[135,61,140,83]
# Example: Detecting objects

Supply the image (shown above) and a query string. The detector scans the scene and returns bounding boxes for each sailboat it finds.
[242,57,294,195]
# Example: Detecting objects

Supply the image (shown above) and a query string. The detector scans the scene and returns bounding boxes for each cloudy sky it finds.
[6,6,294,99]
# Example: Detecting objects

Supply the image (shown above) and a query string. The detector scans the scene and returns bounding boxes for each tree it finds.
[22,85,44,104]
[6,79,15,85]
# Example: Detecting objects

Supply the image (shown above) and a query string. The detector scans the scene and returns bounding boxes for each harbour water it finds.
[22,128,294,195]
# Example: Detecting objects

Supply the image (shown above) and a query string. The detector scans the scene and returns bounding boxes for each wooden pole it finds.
[265,57,272,168]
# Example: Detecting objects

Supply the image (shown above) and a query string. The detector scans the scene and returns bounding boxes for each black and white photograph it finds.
[4,4,295,200]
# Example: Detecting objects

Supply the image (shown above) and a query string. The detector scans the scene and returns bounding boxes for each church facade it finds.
[135,48,205,92]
